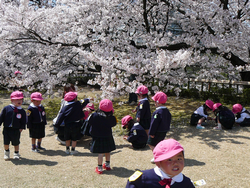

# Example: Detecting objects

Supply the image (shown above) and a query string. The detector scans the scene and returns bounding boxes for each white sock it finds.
[218,123,222,129]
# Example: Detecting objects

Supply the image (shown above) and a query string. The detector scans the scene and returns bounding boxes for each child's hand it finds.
[150,135,155,138]
[136,117,140,122]
[123,135,128,139]
[19,129,23,132]
[132,109,136,113]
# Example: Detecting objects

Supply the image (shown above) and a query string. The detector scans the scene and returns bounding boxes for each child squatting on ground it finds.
[190,100,214,129]
[132,85,151,136]
[27,92,47,152]
[212,103,235,130]
[121,115,148,149]
[88,99,117,174]
[148,92,171,164]
[232,103,250,127]
[126,139,195,188]
[0,91,26,160]
[54,92,89,155]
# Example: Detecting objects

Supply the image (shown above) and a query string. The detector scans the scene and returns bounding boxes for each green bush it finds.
[44,98,61,120]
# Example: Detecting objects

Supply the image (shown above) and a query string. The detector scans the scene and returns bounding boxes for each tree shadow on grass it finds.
[185,158,206,167]
[102,167,136,178]
[10,157,58,166]
[167,122,250,150]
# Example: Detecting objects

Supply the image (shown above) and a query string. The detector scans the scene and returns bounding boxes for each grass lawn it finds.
[0,87,249,187]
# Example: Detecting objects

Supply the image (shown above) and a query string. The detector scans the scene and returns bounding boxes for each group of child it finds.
[190,99,250,130]
[1,83,249,187]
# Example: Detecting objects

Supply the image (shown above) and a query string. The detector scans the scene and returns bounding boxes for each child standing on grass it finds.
[232,103,250,127]
[27,92,47,152]
[148,92,171,163]
[190,100,214,129]
[0,91,26,160]
[213,103,235,130]
[132,85,151,136]
[88,99,117,174]
[126,139,195,188]
[54,92,89,155]
[121,115,148,149]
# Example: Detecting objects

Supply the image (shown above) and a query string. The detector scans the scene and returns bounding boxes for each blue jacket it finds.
[0,105,26,129]
[149,107,171,135]
[126,169,194,188]
[127,123,148,144]
[54,99,89,127]
[136,99,151,120]
[27,103,47,128]
[89,111,117,138]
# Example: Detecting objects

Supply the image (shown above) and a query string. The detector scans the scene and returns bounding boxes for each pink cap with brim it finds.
[64,92,77,102]
[31,92,44,101]
[135,85,148,95]
[86,103,95,111]
[99,99,114,112]
[153,139,184,162]
[10,91,24,99]
[152,92,167,104]
[14,71,22,75]
[121,115,133,127]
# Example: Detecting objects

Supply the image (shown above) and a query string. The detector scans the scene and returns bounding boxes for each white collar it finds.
[139,98,148,102]
[10,104,22,110]
[30,103,42,108]
[156,106,167,110]
[65,101,75,106]
[154,166,183,185]
[134,122,139,126]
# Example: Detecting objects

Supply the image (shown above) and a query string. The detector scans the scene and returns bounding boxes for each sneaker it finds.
[151,158,155,164]
[65,149,70,155]
[36,146,46,150]
[32,148,40,152]
[103,163,111,171]
[13,153,20,159]
[56,137,66,145]
[4,151,10,160]
[196,125,205,129]
[95,167,103,174]
[70,150,78,155]
[213,126,222,130]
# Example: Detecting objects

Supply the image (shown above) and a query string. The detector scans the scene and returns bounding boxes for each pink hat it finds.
[153,139,184,162]
[64,92,77,102]
[135,85,148,95]
[232,103,243,114]
[99,99,114,112]
[213,103,222,111]
[86,103,95,111]
[31,92,43,101]
[121,115,133,127]
[14,71,22,75]
[152,92,167,104]
[10,91,24,99]
[205,100,214,110]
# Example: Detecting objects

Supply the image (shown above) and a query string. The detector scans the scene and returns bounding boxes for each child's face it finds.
[11,99,23,107]
[156,151,184,178]
[32,99,41,107]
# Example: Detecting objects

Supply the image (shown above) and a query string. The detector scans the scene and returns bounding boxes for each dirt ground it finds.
[0,89,249,188]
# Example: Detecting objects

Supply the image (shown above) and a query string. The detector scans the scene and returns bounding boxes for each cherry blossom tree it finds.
[0,0,249,99]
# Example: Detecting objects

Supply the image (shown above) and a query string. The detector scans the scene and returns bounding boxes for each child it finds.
[213,103,235,130]
[190,100,214,129]
[148,92,171,163]
[27,92,47,152]
[53,83,76,145]
[126,139,195,188]
[232,103,250,127]
[0,91,26,160]
[132,85,151,136]
[88,99,117,174]
[54,92,89,155]
[81,103,95,136]
[121,115,148,149]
